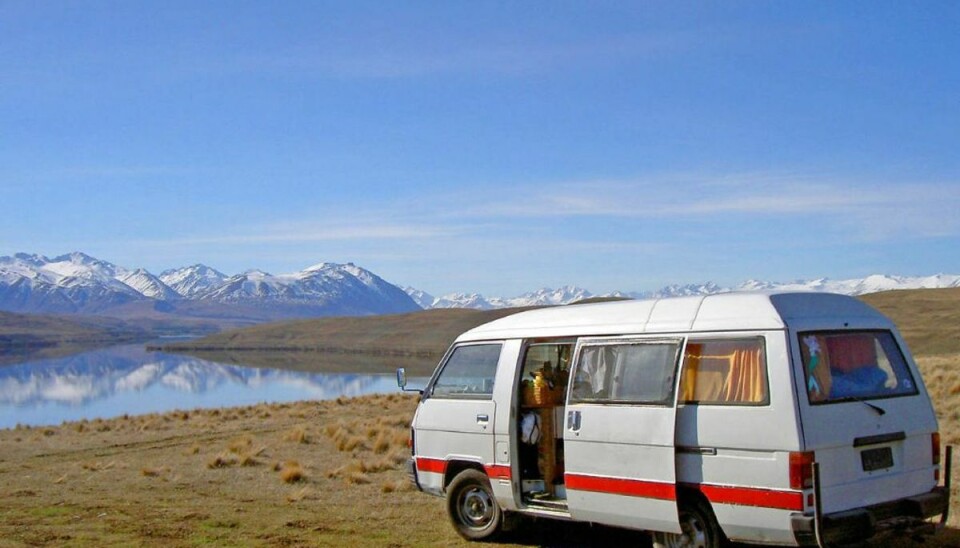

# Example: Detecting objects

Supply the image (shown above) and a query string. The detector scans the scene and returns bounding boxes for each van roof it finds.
[455,291,892,342]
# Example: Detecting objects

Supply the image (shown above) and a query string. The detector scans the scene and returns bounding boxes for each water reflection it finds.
[0,344,424,429]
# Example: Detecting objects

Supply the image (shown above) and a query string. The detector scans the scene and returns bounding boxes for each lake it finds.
[0,344,427,429]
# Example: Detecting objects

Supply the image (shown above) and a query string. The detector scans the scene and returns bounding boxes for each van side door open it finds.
[564,336,683,534]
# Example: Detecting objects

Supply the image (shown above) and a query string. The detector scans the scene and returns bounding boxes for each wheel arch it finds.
[444,459,486,491]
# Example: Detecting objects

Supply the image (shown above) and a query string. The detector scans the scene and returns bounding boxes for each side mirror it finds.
[397,367,424,395]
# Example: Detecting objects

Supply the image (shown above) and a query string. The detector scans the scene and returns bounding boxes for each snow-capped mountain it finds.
[159,264,228,298]
[402,286,435,309]
[413,286,595,310]
[0,252,420,318]
[118,269,181,301]
[0,253,149,313]
[408,275,960,310]
[431,293,496,310]
[199,262,418,316]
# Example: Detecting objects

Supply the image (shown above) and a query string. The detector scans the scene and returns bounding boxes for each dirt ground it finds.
[1,355,958,547]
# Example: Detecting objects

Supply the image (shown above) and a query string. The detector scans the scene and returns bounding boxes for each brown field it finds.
[1,367,957,547]
[0,395,661,547]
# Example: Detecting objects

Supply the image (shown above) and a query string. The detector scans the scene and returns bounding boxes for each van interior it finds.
[516,341,573,510]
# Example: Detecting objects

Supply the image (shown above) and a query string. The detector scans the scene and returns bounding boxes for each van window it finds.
[570,340,681,405]
[431,343,502,398]
[799,331,918,404]
[680,338,768,405]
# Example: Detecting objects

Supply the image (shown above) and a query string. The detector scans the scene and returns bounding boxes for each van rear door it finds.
[563,336,683,534]
[794,330,939,514]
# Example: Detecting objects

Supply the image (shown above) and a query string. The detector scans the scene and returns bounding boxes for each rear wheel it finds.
[446,469,504,541]
[652,497,723,548]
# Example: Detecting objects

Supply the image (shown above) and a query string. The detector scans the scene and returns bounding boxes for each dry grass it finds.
[916,355,960,447]
[278,461,305,483]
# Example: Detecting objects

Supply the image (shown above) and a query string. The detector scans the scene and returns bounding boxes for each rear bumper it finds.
[791,486,949,546]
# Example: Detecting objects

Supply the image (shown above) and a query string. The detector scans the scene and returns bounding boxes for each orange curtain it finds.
[722,347,765,403]
[681,341,767,404]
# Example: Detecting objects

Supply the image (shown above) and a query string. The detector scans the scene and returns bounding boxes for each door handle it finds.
[567,410,581,432]
[476,414,489,424]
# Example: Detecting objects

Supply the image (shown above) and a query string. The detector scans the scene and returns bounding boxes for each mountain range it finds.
[405,275,960,310]
[3,252,958,323]
[0,252,419,323]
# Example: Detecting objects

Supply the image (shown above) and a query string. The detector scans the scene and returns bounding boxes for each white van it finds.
[397,292,952,547]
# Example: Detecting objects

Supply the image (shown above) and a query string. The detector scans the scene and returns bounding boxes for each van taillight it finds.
[789,451,815,490]
[932,432,941,466]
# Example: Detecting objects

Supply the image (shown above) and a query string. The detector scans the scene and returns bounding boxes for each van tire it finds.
[652,497,724,548]
[446,469,504,541]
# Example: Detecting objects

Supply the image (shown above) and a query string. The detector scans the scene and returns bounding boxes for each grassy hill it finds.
[860,287,960,356]
[161,307,528,374]
[166,287,960,371]
[0,310,147,365]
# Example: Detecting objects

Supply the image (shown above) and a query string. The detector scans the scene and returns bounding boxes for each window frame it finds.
[798,329,919,406]
[427,341,503,400]
[568,336,684,407]
[678,336,771,407]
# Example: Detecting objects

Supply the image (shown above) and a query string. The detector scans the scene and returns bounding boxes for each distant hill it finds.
[163,307,524,363]
[167,287,959,374]
[0,310,146,365]
[859,287,960,356]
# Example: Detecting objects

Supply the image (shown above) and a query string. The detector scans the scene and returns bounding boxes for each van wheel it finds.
[652,498,723,548]
[446,469,504,541]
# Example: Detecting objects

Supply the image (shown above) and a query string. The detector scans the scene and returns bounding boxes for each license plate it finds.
[861,447,894,472]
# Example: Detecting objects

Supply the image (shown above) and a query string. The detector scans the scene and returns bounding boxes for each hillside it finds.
[860,287,960,356]
[0,310,146,365]
[162,307,527,373]
[167,288,960,373]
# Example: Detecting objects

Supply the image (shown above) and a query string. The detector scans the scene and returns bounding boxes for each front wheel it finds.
[446,469,504,541]
[652,497,724,548]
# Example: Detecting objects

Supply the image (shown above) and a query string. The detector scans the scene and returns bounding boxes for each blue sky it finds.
[2,2,958,296]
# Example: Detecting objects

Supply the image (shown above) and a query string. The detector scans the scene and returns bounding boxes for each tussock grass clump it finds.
[381,479,415,493]
[278,461,305,483]
[346,472,371,485]
[208,452,240,469]
[228,436,253,454]
[284,426,309,444]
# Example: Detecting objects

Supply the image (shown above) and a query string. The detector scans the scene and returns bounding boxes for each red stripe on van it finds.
[565,473,677,501]
[485,464,512,480]
[687,483,804,511]
[415,457,447,474]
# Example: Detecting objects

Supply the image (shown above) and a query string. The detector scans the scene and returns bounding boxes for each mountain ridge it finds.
[0,253,420,321]
[407,274,960,310]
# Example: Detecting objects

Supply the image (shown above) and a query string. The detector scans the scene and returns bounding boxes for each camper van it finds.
[397,292,952,546]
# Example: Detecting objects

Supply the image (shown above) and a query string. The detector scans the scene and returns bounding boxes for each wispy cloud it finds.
[444,172,960,239]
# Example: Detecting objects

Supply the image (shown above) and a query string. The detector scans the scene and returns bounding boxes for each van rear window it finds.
[799,331,918,404]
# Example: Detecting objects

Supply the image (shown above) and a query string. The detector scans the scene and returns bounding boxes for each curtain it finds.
[681,341,767,404]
